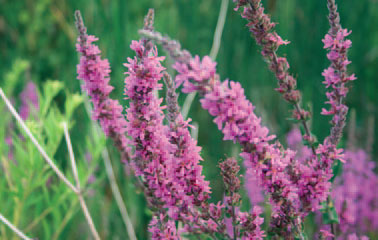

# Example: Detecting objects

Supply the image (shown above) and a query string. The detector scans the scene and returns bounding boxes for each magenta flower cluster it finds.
[332,149,378,235]
[322,29,356,118]
[287,126,377,239]
[75,12,129,162]
[137,1,361,237]
[72,0,375,238]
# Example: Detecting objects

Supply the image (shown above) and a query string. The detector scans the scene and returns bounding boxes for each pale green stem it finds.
[63,122,101,240]
[0,213,33,240]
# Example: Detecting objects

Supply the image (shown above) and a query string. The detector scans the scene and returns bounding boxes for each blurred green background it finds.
[0,0,377,239]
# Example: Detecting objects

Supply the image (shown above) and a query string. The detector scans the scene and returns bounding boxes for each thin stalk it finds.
[63,122,101,240]
[82,96,137,240]
[209,0,229,59]
[101,147,138,240]
[0,88,78,194]
[230,193,237,240]
[0,213,33,240]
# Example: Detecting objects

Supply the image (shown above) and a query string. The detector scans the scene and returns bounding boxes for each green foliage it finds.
[320,201,340,225]
[0,0,377,239]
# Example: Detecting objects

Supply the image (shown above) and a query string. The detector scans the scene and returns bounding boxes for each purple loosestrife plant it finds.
[234,0,357,237]
[219,157,265,239]
[233,0,314,148]
[138,24,356,238]
[332,149,378,235]
[126,41,191,239]
[139,30,306,238]
[288,125,377,239]
[125,37,229,240]
[162,73,212,214]
[69,1,365,238]
[75,11,130,163]
[322,0,356,146]
[124,39,178,236]
[163,73,230,238]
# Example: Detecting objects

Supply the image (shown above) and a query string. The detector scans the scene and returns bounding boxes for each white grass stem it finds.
[182,92,196,120]
[82,97,137,240]
[209,0,229,60]
[0,88,78,194]
[63,122,101,240]
[101,147,137,240]
[0,213,33,240]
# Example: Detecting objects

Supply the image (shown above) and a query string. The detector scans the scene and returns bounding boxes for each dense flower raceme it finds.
[233,0,312,136]
[143,29,351,235]
[220,157,266,239]
[124,39,174,204]
[125,40,228,239]
[162,73,213,218]
[173,55,305,237]
[322,0,356,147]
[124,40,181,238]
[75,12,129,162]
[315,1,357,197]
[138,29,329,236]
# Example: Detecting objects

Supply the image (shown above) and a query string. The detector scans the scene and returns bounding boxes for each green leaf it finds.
[322,206,340,224]
[65,92,83,120]
[2,59,30,94]
[330,160,343,183]
[320,200,340,224]
[40,80,63,117]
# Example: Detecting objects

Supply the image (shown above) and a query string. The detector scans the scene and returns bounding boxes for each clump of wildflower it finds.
[322,0,356,146]
[140,29,309,236]
[332,149,378,234]
[75,11,129,162]
[233,0,313,146]
[124,38,181,238]
[124,38,172,200]
[162,72,212,226]
[139,20,356,236]
[174,52,302,236]
[220,157,266,239]
[149,214,179,240]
